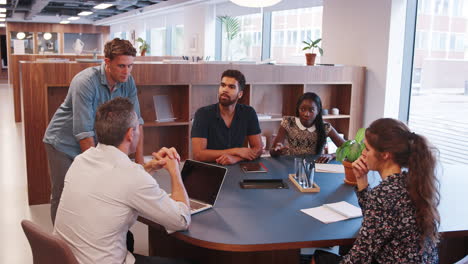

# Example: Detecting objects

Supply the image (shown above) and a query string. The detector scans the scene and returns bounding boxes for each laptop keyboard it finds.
[190,200,207,211]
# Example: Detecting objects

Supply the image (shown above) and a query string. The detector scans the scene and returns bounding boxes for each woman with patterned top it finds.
[312,118,440,264]
[270,92,345,163]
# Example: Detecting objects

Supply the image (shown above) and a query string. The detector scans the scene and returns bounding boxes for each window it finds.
[172,25,184,56]
[270,7,323,64]
[407,0,468,165]
[221,13,262,61]
[415,31,428,49]
[150,27,166,56]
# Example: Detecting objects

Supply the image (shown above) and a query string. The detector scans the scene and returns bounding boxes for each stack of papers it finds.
[315,163,344,173]
[301,201,362,224]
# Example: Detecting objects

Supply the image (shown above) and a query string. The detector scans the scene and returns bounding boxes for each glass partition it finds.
[10,31,34,54]
[63,33,102,54]
[37,32,59,54]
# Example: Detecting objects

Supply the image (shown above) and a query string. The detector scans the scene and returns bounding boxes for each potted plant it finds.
[336,128,366,185]
[218,15,240,60]
[302,38,323,66]
[136,37,150,56]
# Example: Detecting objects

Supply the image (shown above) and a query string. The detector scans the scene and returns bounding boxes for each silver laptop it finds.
[180,159,227,214]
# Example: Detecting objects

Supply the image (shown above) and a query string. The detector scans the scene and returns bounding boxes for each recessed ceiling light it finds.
[0,8,6,12]
[68,16,79,20]
[94,3,113,9]
[59,20,70,24]
[0,14,6,18]
[0,23,5,27]
[78,11,93,16]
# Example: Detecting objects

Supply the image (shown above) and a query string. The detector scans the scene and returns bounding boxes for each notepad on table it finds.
[301,201,362,224]
[315,163,344,173]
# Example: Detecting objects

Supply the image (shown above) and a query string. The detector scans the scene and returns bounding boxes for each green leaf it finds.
[312,38,322,46]
[218,15,240,41]
[355,128,366,143]
[318,47,324,56]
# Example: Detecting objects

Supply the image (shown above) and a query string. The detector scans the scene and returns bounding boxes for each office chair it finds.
[21,220,79,264]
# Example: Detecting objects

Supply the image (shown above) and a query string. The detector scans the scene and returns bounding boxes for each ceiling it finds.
[3,0,170,23]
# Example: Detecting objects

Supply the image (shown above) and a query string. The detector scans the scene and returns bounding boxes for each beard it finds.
[218,94,238,106]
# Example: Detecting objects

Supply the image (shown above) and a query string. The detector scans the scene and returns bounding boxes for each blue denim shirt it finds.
[43,63,144,158]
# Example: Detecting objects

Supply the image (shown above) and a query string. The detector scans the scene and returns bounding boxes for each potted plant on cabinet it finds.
[302,38,323,66]
[336,128,366,185]
[136,37,150,56]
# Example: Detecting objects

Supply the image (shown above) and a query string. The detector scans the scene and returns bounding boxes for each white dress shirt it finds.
[54,143,191,264]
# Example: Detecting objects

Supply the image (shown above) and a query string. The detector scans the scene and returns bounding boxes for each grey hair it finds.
[95,97,138,147]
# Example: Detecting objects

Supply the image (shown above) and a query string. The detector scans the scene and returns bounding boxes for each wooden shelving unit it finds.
[20,62,365,205]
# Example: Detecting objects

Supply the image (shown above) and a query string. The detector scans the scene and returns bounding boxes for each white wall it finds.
[183,3,216,57]
[322,0,401,126]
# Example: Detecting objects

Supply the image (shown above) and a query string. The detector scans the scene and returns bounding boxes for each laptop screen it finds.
[180,160,227,205]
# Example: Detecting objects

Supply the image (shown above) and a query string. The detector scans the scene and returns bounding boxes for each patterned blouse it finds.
[280,116,331,155]
[341,172,438,264]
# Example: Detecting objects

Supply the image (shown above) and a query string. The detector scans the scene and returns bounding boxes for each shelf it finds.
[143,121,189,127]
[323,115,350,120]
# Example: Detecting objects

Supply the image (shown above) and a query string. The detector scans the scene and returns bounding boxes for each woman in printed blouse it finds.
[270,92,345,163]
[313,118,440,264]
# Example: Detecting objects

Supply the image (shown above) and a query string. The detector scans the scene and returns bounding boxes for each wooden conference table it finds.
[140,156,468,264]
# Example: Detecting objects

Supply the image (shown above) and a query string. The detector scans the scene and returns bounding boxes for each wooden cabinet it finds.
[20,62,365,205]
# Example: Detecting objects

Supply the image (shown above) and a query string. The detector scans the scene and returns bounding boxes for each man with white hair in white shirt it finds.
[54,97,192,264]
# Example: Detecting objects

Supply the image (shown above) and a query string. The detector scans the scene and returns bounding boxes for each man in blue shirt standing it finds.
[43,38,144,224]
[191,69,263,165]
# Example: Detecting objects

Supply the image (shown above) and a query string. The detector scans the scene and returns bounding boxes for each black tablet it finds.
[239,179,288,189]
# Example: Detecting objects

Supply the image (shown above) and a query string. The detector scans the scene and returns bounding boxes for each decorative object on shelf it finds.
[230,0,282,8]
[217,15,240,61]
[336,128,366,185]
[72,38,84,55]
[153,95,176,122]
[331,107,339,115]
[136,37,149,56]
[322,109,329,115]
[302,38,323,66]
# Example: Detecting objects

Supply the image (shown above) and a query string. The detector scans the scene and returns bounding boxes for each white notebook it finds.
[315,163,345,173]
[301,201,362,224]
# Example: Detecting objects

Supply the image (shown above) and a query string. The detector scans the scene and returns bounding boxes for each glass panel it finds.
[112,32,123,40]
[63,33,102,54]
[10,31,34,54]
[271,7,323,64]
[37,32,59,54]
[408,0,468,165]
[221,13,262,61]
[150,27,166,56]
[172,25,184,56]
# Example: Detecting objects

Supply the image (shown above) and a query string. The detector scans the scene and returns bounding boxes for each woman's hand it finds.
[269,143,289,157]
[316,154,335,163]
[352,156,369,191]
